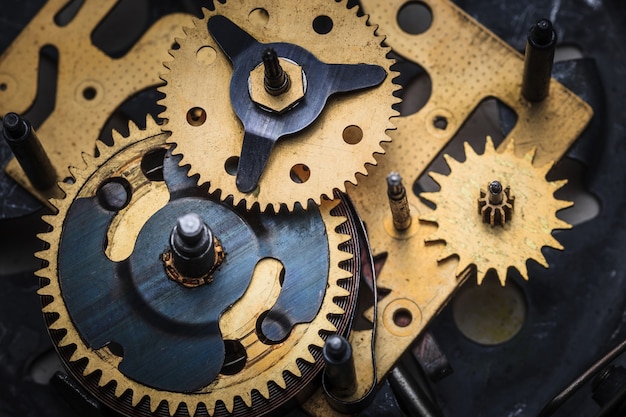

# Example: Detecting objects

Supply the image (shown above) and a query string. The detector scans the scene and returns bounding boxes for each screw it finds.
[488,180,504,205]
[387,172,412,231]
[176,213,204,246]
[522,18,557,102]
[3,112,27,138]
[2,112,57,190]
[323,335,356,397]
[169,213,218,279]
[263,48,290,96]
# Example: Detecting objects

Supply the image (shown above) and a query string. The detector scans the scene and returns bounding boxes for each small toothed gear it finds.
[477,180,515,226]
[36,117,360,417]
[159,0,398,212]
[420,137,573,285]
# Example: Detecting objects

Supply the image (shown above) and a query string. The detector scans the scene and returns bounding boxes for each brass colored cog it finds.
[420,137,573,284]
[160,0,398,212]
[36,116,359,416]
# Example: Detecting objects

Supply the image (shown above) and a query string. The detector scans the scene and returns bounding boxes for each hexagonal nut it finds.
[249,58,305,114]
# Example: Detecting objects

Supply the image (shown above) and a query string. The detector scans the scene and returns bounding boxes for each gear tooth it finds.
[442,153,457,168]
[503,137,516,154]
[484,136,496,153]
[557,199,574,211]
[554,217,573,230]
[550,237,565,251]
[204,400,217,417]
[68,348,82,362]
[135,393,150,409]
[274,375,288,390]
[524,146,538,165]
[551,179,569,191]
[290,365,303,378]
[301,349,316,364]
[222,397,236,414]
[426,171,445,187]
[111,128,125,144]
[149,397,163,413]
[238,391,253,408]
[112,382,126,398]
[81,152,98,168]
[257,383,271,400]
[518,265,531,280]
[463,141,477,158]
[497,271,507,286]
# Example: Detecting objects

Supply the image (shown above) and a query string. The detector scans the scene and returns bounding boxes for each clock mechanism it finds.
[0,1,625,416]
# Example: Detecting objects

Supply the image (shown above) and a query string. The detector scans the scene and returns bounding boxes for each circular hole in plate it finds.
[343,125,363,145]
[397,1,433,35]
[196,46,217,66]
[224,156,239,176]
[452,272,527,346]
[97,177,132,212]
[433,115,448,130]
[82,86,97,100]
[249,8,269,27]
[220,340,247,375]
[290,164,311,184]
[393,308,413,327]
[0,83,7,91]
[313,15,333,34]
[107,342,124,357]
[140,148,167,182]
[187,107,207,127]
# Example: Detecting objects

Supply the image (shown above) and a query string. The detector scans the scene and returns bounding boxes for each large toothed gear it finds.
[36,117,360,416]
[420,137,573,284]
[160,0,398,212]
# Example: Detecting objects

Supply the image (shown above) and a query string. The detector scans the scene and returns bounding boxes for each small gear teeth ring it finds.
[420,137,573,284]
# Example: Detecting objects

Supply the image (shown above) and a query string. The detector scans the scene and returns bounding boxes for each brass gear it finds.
[420,137,573,284]
[36,116,359,416]
[159,0,398,212]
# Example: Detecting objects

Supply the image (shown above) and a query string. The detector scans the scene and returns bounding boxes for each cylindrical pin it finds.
[488,180,503,205]
[387,172,412,231]
[263,48,290,96]
[170,213,216,278]
[522,18,557,102]
[2,112,57,190]
[323,334,357,397]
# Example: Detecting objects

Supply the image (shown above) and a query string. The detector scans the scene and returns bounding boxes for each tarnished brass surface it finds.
[0,0,190,204]
[304,1,593,415]
[36,117,354,415]
[160,0,398,212]
[361,0,592,169]
[421,138,572,284]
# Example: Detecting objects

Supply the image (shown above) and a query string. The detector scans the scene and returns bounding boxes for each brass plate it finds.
[0,0,191,204]
[305,0,593,415]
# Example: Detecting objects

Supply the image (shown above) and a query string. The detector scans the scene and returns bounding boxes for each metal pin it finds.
[488,180,504,205]
[522,18,557,102]
[263,48,290,96]
[170,213,216,278]
[387,172,412,230]
[2,112,57,190]
[323,334,357,397]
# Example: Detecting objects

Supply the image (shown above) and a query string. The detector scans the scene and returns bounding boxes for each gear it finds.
[36,116,360,416]
[159,0,398,212]
[420,137,573,284]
